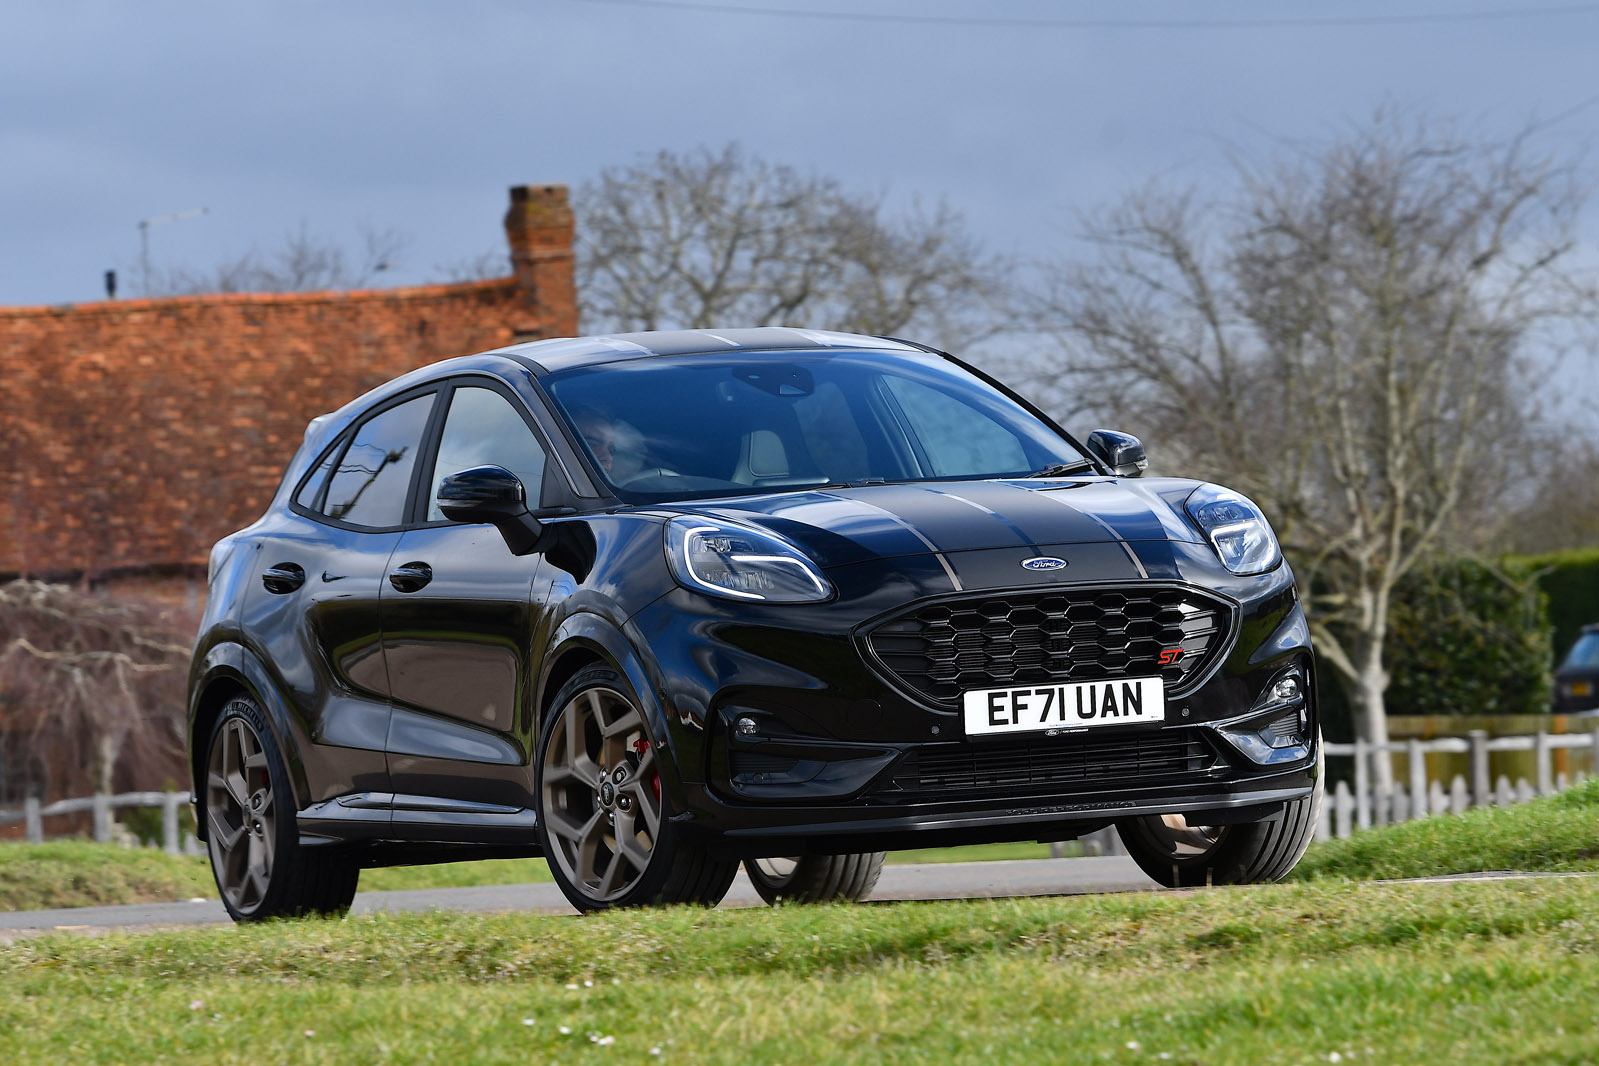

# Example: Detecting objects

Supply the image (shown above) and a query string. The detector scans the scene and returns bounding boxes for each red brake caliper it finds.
[632,738,660,801]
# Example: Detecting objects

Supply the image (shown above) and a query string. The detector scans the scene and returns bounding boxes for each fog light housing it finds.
[735,716,759,738]
[1210,665,1314,766]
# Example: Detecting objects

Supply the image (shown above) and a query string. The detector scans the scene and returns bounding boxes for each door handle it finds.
[262,562,306,594]
[389,561,433,593]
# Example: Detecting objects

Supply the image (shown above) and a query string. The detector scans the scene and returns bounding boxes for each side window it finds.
[294,444,339,511]
[427,386,548,521]
[321,394,435,528]
[882,376,1027,477]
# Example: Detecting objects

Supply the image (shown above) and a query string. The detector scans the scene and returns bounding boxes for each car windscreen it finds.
[1562,632,1599,670]
[540,350,1089,503]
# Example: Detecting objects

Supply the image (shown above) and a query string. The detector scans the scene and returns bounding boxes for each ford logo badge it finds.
[1021,557,1068,571]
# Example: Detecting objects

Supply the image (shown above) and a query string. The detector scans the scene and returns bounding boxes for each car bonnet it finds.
[678,477,1205,570]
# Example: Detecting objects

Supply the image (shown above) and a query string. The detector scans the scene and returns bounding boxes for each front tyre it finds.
[203,696,357,922]
[535,664,738,912]
[1115,752,1324,888]
[744,853,886,905]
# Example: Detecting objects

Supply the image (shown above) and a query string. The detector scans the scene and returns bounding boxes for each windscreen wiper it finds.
[1022,460,1097,478]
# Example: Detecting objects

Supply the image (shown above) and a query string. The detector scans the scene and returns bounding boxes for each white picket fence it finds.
[0,790,201,855]
[1316,729,1599,840]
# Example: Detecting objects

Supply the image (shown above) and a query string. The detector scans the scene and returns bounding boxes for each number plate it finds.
[962,677,1166,737]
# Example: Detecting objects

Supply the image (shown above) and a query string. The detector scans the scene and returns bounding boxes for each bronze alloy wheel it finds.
[205,713,278,915]
[535,665,739,912]
[541,684,663,903]
[202,697,358,922]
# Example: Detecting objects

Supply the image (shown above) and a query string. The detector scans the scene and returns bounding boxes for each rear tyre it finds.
[1115,748,1324,888]
[744,853,886,905]
[203,696,358,922]
[535,664,739,912]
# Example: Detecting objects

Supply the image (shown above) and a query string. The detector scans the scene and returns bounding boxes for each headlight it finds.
[1185,484,1282,575]
[664,517,834,603]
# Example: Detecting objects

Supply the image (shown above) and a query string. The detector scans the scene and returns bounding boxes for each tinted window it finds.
[294,445,339,511]
[426,386,548,521]
[542,352,1084,503]
[321,394,434,528]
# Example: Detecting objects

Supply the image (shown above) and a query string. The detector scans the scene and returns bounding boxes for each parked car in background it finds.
[1555,624,1599,713]
[187,328,1321,921]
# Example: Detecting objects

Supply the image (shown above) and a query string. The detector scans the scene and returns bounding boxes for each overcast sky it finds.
[5,0,1598,319]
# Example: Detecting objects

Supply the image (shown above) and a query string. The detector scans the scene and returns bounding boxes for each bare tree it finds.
[1032,114,1593,781]
[1502,436,1599,553]
[575,144,1010,350]
[0,581,192,804]
[150,222,409,295]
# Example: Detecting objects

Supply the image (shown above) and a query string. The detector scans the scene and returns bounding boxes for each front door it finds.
[380,382,555,809]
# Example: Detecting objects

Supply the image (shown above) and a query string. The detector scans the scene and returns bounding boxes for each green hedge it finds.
[1384,558,1552,716]
[1509,548,1599,665]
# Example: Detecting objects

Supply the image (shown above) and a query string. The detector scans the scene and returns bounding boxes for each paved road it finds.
[0,856,1160,934]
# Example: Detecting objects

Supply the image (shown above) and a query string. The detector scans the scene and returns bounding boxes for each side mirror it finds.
[1085,430,1148,478]
[437,465,542,554]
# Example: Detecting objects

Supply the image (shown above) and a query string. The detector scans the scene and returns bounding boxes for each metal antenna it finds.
[138,206,208,296]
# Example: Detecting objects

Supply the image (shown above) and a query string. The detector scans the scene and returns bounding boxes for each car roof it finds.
[486,327,930,374]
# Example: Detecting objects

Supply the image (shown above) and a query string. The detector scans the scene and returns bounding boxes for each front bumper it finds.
[629,549,1318,857]
[687,763,1318,857]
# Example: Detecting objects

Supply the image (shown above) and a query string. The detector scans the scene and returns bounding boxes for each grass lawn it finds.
[7,775,1598,911]
[5,877,1599,1064]
[1291,776,1599,881]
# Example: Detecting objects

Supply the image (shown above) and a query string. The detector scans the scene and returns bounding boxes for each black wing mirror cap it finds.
[1085,430,1149,478]
[437,465,542,554]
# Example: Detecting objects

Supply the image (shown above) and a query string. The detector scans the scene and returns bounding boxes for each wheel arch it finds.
[188,641,312,838]
[534,614,684,794]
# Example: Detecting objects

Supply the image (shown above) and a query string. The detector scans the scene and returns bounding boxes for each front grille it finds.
[870,729,1221,803]
[866,584,1233,706]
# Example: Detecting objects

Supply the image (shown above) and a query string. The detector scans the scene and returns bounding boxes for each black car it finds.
[1555,624,1599,714]
[187,328,1321,920]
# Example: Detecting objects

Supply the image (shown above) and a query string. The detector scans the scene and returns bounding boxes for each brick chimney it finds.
[503,183,577,340]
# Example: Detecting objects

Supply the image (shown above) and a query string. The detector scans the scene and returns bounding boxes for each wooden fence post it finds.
[24,795,43,843]
[1408,739,1426,821]
[1354,738,1371,830]
[1535,732,1553,797]
[92,793,112,843]
[1469,730,1490,808]
[161,792,182,855]
[1334,780,1352,839]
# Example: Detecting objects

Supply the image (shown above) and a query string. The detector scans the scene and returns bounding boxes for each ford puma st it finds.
[187,327,1321,919]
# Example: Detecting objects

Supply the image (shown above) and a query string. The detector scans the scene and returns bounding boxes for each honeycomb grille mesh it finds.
[873,730,1220,803]
[867,585,1232,705]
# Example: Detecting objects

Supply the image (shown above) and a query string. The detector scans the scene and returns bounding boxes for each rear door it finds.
[241,388,439,805]
[380,380,557,809]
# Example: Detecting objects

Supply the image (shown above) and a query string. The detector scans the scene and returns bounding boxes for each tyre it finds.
[1115,749,1324,888]
[534,664,739,912]
[203,696,358,922]
[744,853,886,905]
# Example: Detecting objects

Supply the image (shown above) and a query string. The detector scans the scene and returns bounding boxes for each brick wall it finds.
[0,184,577,577]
